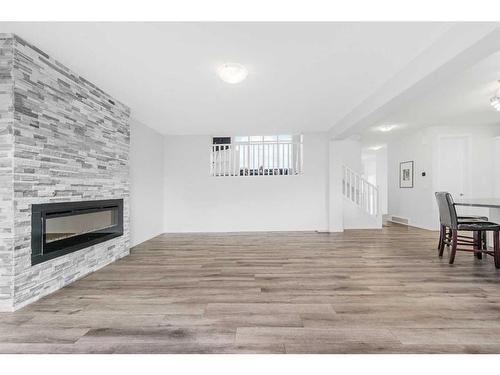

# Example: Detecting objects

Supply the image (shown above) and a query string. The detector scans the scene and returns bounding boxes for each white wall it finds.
[361,147,388,216]
[341,140,363,172]
[495,137,500,197]
[328,140,346,232]
[362,154,377,185]
[328,139,381,231]
[130,118,165,246]
[342,200,382,229]
[375,147,388,215]
[387,124,499,230]
[387,128,435,229]
[164,133,329,232]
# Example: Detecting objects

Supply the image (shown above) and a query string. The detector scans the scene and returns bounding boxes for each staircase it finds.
[342,166,380,226]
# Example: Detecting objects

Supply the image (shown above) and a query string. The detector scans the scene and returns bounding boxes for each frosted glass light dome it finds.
[376,124,398,132]
[217,63,248,84]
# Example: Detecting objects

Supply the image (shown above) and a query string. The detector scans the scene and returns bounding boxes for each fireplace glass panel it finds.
[45,209,117,243]
[31,199,124,265]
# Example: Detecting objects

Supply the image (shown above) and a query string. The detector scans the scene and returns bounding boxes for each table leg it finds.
[487,208,500,249]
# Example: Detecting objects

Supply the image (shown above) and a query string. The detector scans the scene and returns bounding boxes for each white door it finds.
[438,136,469,200]
[437,135,472,215]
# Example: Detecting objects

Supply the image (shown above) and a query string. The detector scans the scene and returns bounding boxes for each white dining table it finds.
[455,198,500,247]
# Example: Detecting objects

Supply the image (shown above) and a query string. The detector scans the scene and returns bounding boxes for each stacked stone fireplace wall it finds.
[0,35,15,311]
[0,33,131,311]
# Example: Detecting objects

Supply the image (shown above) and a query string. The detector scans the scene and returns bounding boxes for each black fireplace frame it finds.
[31,199,124,266]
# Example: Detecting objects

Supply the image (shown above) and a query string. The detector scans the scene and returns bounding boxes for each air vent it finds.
[389,215,408,225]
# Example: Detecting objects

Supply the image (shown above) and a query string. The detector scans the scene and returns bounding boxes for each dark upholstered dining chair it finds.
[434,192,500,267]
[436,193,488,258]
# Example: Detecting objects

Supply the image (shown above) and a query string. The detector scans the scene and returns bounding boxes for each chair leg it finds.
[438,225,445,256]
[449,230,458,264]
[494,231,500,269]
[438,224,443,250]
[438,225,446,257]
[475,231,483,259]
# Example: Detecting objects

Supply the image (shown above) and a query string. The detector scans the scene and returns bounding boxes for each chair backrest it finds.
[435,191,458,229]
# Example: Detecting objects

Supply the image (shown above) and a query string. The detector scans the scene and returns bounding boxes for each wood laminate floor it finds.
[2,223,500,353]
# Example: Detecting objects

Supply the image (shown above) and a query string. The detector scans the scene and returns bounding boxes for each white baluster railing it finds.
[342,165,379,216]
[210,142,303,177]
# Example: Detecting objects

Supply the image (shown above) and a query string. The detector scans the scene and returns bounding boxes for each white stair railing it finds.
[342,165,379,216]
[210,142,303,177]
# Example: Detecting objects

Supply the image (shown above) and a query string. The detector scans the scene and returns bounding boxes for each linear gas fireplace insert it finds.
[31,199,124,265]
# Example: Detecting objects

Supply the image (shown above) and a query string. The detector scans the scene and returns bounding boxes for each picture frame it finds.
[399,161,414,188]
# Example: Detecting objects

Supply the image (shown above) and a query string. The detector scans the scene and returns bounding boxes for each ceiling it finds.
[360,49,500,148]
[0,22,460,135]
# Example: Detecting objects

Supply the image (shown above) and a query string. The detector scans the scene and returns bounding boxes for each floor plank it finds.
[1,223,500,353]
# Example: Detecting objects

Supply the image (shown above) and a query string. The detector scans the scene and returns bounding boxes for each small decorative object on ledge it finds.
[399,161,414,188]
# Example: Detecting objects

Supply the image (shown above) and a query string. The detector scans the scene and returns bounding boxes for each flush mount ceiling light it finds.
[368,145,384,151]
[217,63,248,84]
[375,124,399,132]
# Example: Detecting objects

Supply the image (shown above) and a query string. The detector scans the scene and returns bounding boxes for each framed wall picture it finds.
[399,161,414,188]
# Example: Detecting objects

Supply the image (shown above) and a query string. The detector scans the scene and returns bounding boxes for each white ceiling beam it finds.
[329,23,500,139]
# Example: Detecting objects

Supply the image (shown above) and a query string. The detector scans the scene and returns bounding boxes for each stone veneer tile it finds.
[0,34,14,311]
[0,33,131,311]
